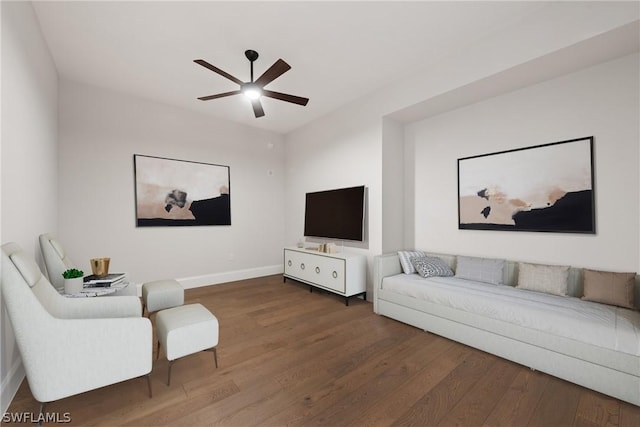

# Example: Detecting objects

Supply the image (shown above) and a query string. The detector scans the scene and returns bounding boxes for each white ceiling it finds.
[32,1,557,134]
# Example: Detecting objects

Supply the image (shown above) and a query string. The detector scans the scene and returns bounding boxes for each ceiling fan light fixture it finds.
[242,83,262,100]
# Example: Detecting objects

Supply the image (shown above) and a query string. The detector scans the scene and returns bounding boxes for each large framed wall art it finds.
[457,136,595,233]
[134,154,231,227]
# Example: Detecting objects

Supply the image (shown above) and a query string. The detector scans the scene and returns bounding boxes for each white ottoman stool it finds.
[155,303,219,385]
[142,279,184,315]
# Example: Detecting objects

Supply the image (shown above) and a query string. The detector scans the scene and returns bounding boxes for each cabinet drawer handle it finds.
[315,266,320,274]
[287,260,292,267]
[332,271,338,278]
[301,263,305,270]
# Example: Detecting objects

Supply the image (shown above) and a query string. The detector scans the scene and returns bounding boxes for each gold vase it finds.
[90,257,110,277]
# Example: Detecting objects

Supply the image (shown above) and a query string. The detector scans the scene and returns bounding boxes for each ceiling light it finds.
[242,83,261,100]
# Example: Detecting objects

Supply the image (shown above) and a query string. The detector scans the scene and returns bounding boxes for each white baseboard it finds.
[132,264,284,296]
[178,264,284,290]
[1,358,25,415]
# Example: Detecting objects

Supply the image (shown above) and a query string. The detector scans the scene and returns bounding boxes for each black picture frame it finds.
[133,154,231,227]
[457,136,595,233]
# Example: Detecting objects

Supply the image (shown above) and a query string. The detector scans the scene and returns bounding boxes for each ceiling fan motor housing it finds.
[245,50,259,62]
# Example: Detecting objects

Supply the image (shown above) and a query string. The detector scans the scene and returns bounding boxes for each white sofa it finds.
[373,251,640,406]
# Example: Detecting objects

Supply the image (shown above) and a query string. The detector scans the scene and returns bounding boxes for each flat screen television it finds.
[304,185,366,241]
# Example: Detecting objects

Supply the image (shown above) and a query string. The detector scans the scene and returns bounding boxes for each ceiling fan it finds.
[194,50,309,118]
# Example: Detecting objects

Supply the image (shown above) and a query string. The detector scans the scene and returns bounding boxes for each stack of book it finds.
[83,273,126,288]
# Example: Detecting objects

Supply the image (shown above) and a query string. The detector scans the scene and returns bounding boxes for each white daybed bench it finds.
[373,252,640,406]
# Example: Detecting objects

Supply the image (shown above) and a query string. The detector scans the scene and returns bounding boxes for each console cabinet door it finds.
[308,255,345,293]
[284,249,309,281]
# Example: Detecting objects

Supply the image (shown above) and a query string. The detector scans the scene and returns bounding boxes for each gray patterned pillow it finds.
[398,250,426,274]
[410,256,454,278]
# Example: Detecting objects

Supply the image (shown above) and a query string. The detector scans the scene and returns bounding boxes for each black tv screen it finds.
[304,186,365,241]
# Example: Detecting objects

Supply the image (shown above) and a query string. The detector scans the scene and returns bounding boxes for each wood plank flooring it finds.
[5,274,640,426]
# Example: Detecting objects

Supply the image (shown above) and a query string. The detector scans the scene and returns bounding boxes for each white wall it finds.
[284,106,383,297]
[406,54,639,272]
[58,80,286,286]
[381,117,404,253]
[1,1,58,413]
[284,5,638,298]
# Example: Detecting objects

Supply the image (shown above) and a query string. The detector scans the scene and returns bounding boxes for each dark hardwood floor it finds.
[5,274,640,426]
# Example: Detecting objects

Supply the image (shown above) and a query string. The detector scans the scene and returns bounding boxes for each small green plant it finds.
[62,268,84,279]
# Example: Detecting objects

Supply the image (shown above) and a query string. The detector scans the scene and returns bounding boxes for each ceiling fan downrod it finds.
[245,49,259,82]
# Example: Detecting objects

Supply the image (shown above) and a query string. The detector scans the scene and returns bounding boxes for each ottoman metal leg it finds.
[146,373,153,398]
[205,347,218,368]
[166,347,218,386]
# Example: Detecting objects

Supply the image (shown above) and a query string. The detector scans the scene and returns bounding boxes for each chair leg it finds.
[167,360,173,386]
[36,401,45,427]
[156,341,161,360]
[146,374,153,398]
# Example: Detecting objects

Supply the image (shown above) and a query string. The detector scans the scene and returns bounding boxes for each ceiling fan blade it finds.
[194,59,244,85]
[251,99,265,118]
[197,90,242,101]
[262,89,309,106]
[255,59,291,87]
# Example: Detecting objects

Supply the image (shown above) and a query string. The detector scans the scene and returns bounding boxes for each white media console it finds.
[283,247,366,306]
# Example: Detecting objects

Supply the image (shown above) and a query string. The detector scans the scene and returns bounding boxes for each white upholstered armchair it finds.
[39,232,135,296]
[1,242,153,413]
[38,233,74,291]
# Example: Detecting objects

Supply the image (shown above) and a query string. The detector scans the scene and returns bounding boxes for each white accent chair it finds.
[39,233,136,296]
[38,233,74,291]
[1,242,153,415]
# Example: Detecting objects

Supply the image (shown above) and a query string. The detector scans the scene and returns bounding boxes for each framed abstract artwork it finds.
[134,154,231,227]
[457,136,595,233]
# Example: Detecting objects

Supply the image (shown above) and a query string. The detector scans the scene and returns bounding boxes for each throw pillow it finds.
[410,256,454,278]
[398,250,426,274]
[455,256,505,285]
[517,262,570,296]
[582,269,636,309]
